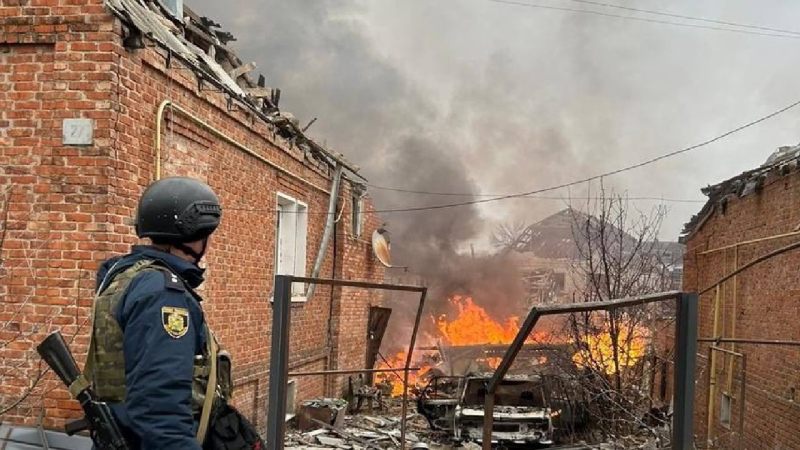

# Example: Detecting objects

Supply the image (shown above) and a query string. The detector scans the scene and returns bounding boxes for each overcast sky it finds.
[189,0,800,248]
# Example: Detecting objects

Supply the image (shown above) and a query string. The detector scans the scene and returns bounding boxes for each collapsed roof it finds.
[680,143,800,242]
[105,0,362,177]
[506,209,638,259]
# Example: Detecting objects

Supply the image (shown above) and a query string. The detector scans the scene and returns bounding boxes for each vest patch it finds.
[162,306,190,339]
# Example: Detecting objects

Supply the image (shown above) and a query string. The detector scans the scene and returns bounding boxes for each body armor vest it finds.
[84,259,231,415]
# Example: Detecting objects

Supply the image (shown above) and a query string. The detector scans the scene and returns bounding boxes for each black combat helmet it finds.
[135,177,222,243]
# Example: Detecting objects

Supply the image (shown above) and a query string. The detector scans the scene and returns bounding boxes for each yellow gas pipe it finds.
[727,246,738,392]
[707,284,721,441]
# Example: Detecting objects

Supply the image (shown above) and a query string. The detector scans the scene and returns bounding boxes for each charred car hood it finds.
[459,406,550,419]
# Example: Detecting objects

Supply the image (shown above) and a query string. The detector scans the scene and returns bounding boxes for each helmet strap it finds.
[174,238,208,267]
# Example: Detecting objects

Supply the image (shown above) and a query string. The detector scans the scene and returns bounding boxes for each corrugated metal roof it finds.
[105,0,245,97]
[103,0,362,176]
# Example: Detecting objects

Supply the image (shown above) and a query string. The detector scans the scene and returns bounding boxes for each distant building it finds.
[506,209,684,305]
[506,210,581,304]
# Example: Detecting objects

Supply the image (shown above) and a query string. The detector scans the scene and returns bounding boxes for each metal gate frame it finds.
[266,275,427,450]
[482,291,698,450]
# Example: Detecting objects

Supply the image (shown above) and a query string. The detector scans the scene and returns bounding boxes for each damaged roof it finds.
[681,143,800,242]
[105,0,361,176]
[506,210,583,259]
[507,209,637,259]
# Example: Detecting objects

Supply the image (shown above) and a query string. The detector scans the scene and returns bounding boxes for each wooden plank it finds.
[229,61,257,79]
[245,87,274,98]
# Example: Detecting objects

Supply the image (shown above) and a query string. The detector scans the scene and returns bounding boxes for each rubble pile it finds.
[286,397,450,450]
[285,395,672,450]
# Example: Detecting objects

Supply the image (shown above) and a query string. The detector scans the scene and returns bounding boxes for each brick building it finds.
[681,144,800,449]
[0,0,386,432]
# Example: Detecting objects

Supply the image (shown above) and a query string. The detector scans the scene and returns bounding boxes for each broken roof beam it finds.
[229,61,257,80]
[108,0,365,178]
[245,87,276,98]
[215,30,236,45]
[184,21,216,46]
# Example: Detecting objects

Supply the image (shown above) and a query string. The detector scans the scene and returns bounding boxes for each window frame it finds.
[352,193,363,238]
[273,192,309,303]
[719,392,732,428]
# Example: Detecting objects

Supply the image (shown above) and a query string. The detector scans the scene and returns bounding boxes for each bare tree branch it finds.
[0,182,94,418]
[562,185,677,440]
[491,219,527,249]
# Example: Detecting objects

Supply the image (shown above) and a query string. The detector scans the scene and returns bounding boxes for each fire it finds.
[376,296,650,396]
[436,296,549,346]
[375,351,433,397]
[377,297,552,396]
[572,324,649,375]
[436,296,521,345]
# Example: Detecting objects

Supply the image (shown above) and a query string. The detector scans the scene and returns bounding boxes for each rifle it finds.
[36,331,130,450]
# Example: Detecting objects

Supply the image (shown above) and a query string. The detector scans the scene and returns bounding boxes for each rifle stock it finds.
[37,331,130,450]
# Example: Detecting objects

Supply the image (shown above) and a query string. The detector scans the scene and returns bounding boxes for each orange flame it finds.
[376,296,649,395]
[377,297,550,396]
[436,296,550,346]
[375,351,432,397]
[436,296,522,345]
[572,325,649,375]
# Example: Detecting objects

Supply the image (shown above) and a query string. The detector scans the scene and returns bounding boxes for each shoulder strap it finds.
[196,324,218,444]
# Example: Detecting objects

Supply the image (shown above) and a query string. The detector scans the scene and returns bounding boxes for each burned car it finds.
[419,372,555,448]
[417,375,463,431]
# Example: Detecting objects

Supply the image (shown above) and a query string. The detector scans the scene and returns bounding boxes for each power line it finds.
[562,0,800,36]
[364,184,705,203]
[415,195,707,203]
[8,97,800,216]
[225,195,704,214]
[483,0,800,40]
[356,96,800,214]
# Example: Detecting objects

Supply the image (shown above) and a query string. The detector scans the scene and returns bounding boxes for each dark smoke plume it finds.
[188,0,800,347]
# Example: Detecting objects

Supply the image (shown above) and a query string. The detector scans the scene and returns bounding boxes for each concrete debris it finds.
[316,435,348,447]
[298,398,349,431]
[286,397,444,450]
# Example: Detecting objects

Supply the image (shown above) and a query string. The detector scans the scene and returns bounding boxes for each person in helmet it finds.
[87,177,223,450]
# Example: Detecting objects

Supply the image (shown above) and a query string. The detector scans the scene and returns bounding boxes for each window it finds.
[352,194,363,237]
[275,193,308,300]
[720,393,732,428]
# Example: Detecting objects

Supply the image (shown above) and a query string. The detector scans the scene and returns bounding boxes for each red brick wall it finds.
[0,1,385,432]
[0,0,117,428]
[683,165,800,449]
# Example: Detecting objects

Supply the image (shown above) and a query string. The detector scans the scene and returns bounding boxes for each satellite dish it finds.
[372,228,392,268]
